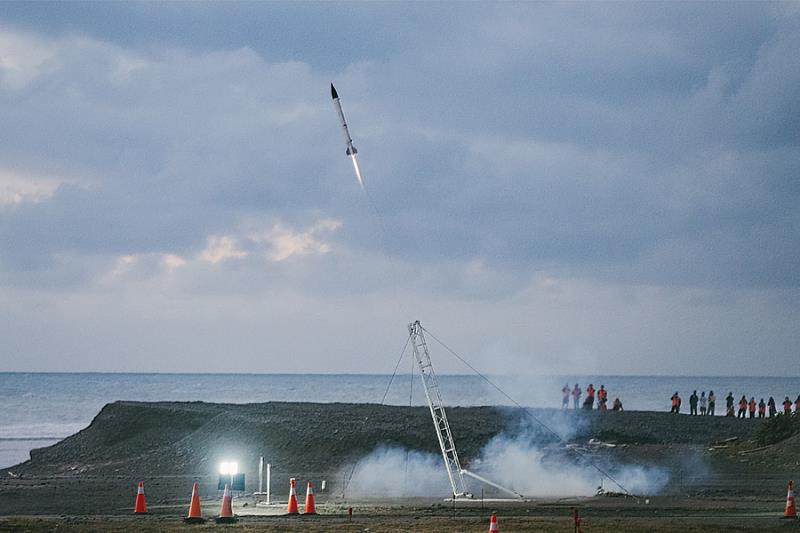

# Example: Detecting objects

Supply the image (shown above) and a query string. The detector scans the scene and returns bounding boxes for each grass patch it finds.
[754,413,800,446]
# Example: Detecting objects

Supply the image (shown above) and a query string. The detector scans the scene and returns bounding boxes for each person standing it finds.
[708,390,716,416]
[598,385,608,413]
[748,397,756,419]
[562,384,570,409]
[583,383,595,410]
[795,395,800,414]
[689,390,698,416]
[612,398,623,411]
[784,396,793,414]
[738,395,747,418]
[671,392,681,413]
[758,398,766,419]
[768,396,777,417]
[726,392,735,416]
[572,383,581,410]
[699,391,707,416]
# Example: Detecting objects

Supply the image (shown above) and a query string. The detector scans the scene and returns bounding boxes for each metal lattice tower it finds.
[408,320,469,498]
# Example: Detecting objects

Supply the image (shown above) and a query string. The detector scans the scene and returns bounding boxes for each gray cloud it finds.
[0,3,798,373]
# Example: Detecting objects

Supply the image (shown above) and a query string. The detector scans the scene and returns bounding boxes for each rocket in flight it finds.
[331,83,364,189]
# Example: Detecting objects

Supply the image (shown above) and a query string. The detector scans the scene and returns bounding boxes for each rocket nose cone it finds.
[330,83,338,99]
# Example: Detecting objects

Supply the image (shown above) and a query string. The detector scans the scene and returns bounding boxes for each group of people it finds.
[670,390,800,418]
[562,383,623,413]
[670,390,717,415]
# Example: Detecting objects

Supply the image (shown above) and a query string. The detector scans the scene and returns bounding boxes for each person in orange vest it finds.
[583,384,595,409]
[783,396,792,414]
[748,397,756,419]
[597,385,608,413]
[562,384,570,409]
[670,392,681,413]
[571,383,581,409]
[758,398,766,419]
[737,395,747,418]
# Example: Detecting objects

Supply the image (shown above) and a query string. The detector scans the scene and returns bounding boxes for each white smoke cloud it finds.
[470,433,669,497]
[344,446,451,497]
[346,420,670,499]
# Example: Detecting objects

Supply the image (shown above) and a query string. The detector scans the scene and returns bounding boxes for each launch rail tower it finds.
[408,320,524,500]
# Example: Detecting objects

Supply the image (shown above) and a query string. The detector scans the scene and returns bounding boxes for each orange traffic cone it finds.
[287,478,299,514]
[215,483,237,524]
[134,481,147,514]
[783,480,797,518]
[304,481,317,514]
[184,482,205,524]
[488,513,499,532]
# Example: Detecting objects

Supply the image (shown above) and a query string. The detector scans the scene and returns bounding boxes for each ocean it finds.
[2,372,798,469]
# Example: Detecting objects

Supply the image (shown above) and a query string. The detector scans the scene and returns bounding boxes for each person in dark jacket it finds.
[725,392,735,417]
[768,396,776,417]
[689,390,698,416]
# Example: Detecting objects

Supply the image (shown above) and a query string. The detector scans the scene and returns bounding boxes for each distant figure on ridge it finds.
[598,385,608,413]
[699,391,707,416]
[583,384,595,410]
[572,383,581,409]
[758,398,766,419]
[708,390,716,416]
[768,396,777,417]
[670,392,681,413]
[748,397,756,419]
[783,396,792,414]
[738,395,747,418]
[725,392,735,417]
[689,390,698,416]
[562,384,570,409]
[612,397,623,411]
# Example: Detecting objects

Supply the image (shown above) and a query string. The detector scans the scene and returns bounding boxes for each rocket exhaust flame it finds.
[350,155,364,190]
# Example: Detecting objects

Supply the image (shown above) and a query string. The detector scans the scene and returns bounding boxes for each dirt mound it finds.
[7,402,764,481]
[0,402,791,515]
[11,402,513,482]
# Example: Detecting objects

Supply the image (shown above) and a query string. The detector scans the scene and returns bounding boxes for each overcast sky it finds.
[1,2,798,375]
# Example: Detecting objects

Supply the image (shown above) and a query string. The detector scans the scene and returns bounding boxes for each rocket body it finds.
[331,84,358,156]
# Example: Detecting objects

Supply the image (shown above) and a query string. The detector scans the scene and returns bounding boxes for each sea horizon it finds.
[2,370,799,378]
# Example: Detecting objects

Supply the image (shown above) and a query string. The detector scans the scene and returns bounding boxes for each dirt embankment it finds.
[5,401,764,479]
[0,401,786,515]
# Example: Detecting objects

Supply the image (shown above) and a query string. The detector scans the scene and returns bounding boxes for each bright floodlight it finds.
[219,461,238,475]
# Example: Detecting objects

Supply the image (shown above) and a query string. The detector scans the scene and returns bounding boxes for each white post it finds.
[266,463,271,504]
[258,456,264,493]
